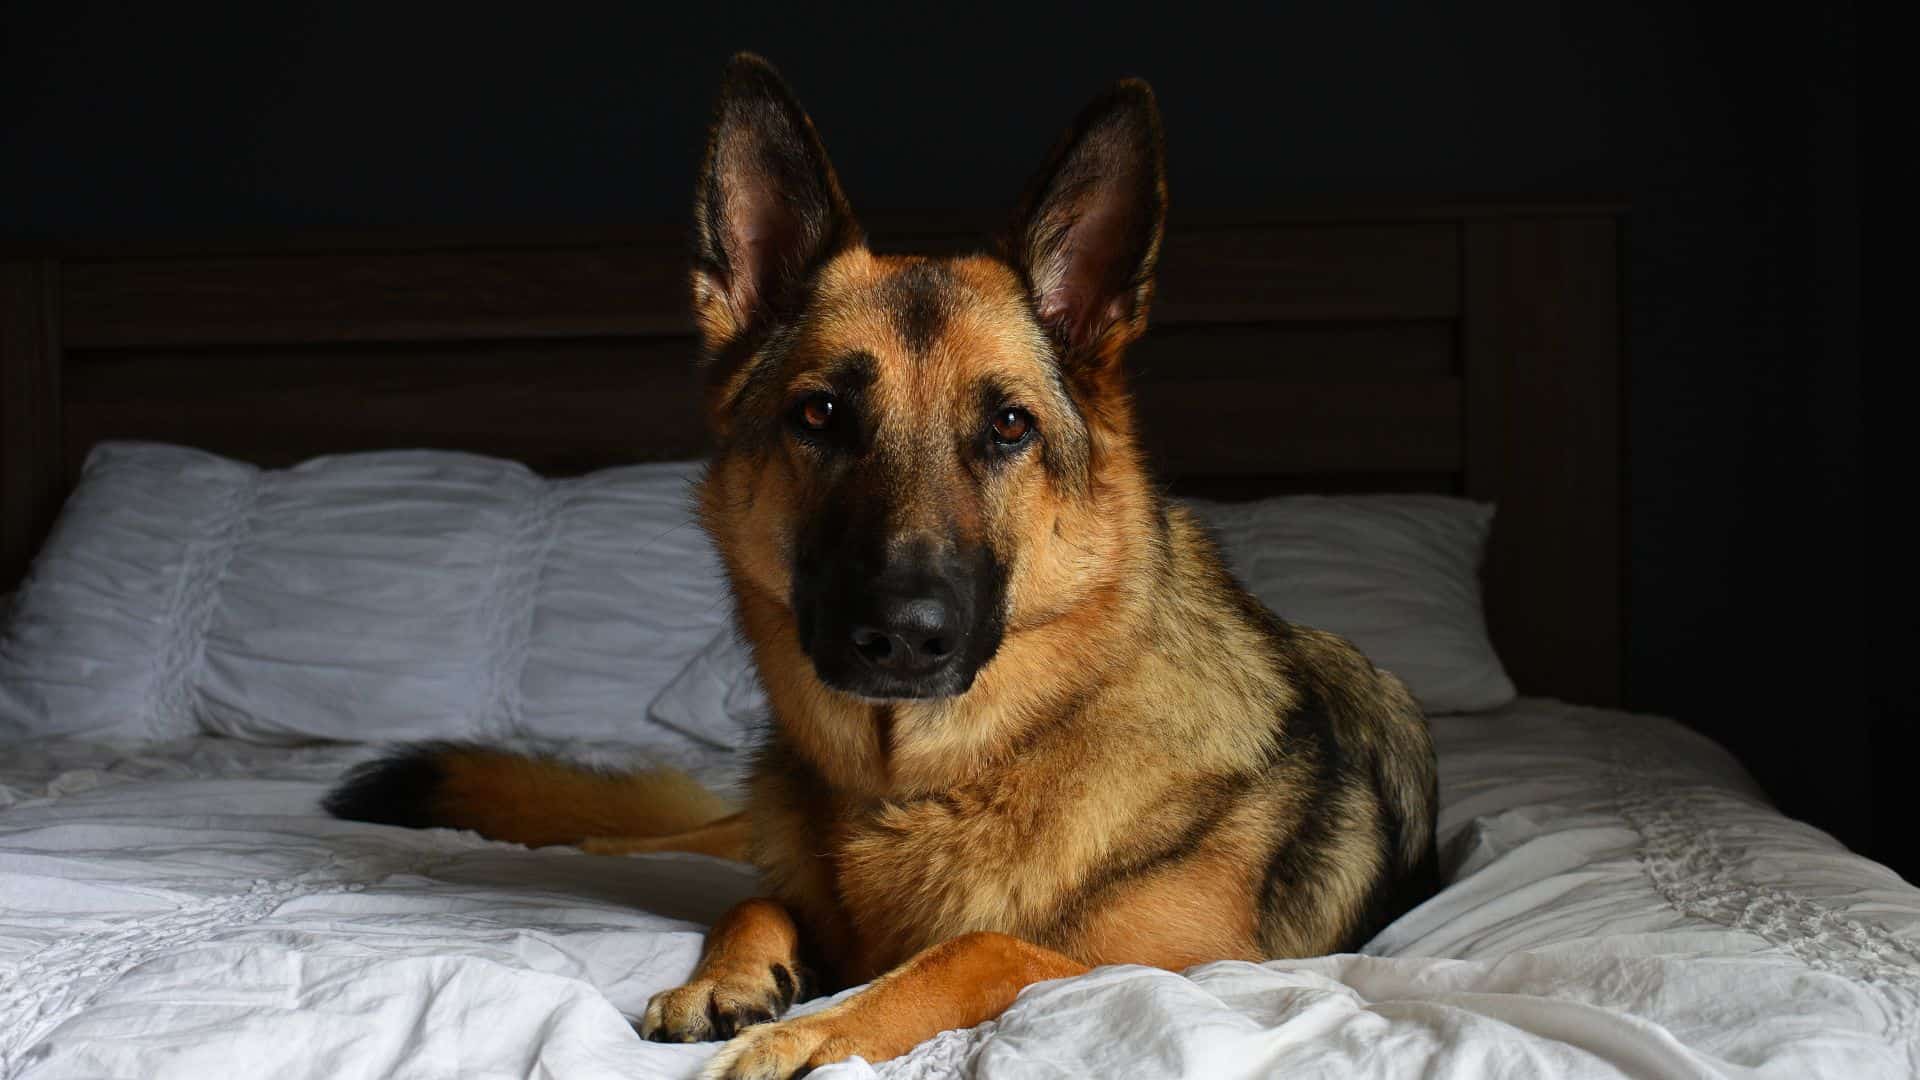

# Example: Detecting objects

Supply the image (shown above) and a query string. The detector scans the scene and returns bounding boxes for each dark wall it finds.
[1,5,1874,867]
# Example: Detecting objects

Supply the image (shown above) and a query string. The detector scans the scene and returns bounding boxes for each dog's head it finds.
[693,54,1165,703]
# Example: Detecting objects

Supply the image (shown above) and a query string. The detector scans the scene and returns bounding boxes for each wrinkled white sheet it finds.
[3,701,1916,1079]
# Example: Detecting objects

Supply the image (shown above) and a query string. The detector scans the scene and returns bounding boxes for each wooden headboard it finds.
[0,201,1625,706]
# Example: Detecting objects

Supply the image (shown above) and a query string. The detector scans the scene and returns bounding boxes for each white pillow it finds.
[644,493,1517,739]
[1,446,1511,746]
[0,442,731,744]
[1184,494,1515,714]
[646,629,767,750]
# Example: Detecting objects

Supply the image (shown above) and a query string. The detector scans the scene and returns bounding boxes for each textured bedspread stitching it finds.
[1597,708,1920,1065]
[0,870,365,1078]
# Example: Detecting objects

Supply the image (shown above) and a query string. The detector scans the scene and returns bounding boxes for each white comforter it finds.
[2,700,1915,1079]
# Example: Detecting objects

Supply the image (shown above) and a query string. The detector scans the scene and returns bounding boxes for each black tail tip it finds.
[322,741,458,828]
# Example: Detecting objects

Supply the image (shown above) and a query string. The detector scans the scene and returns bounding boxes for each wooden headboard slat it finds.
[60,251,698,349]
[1152,224,1460,324]
[1136,377,1464,477]
[57,221,1462,352]
[62,339,710,478]
[62,338,1464,483]
[1129,322,1456,381]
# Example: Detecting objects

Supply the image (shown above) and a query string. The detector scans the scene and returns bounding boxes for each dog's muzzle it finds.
[794,547,1004,701]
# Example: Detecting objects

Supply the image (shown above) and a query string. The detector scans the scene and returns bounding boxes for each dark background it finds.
[2,5,1884,873]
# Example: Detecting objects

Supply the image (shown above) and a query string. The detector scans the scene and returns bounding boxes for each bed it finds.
[2,204,1915,1078]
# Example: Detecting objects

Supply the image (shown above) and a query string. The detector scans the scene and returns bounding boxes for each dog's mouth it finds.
[814,663,981,702]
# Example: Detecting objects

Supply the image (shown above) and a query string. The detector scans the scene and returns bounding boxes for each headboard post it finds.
[1,259,63,589]
[1463,216,1625,706]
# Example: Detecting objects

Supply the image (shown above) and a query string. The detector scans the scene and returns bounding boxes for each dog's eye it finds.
[794,392,837,433]
[990,407,1034,445]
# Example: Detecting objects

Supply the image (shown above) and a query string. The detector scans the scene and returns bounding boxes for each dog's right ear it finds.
[691,54,862,355]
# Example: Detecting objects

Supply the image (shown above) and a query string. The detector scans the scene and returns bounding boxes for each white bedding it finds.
[2,700,1916,1079]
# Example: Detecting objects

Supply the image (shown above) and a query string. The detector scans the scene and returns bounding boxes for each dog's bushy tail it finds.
[323,742,736,849]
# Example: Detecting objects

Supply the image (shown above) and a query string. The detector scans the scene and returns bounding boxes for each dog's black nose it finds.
[850,595,958,674]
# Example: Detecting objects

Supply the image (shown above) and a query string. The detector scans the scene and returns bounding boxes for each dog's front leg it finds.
[641,898,808,1043]
[698,931,1088,1080]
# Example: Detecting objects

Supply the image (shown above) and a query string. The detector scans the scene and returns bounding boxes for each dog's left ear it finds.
[692,54,862,354]
[1007,80,1167,377]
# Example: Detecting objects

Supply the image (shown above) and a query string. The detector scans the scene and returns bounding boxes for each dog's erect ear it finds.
[692,54,862,353]
[1007,80,1167,374]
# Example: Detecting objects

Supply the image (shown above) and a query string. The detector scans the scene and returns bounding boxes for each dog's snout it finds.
[850,595,958,674]
[792,522,1006,701]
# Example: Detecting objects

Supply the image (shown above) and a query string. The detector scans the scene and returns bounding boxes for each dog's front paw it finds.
[698,1014,860,1080]
[638,962,802,1043]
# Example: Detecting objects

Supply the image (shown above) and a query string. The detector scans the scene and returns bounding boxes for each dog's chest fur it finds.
[749,746,1100,980]
[746,698,1274,985]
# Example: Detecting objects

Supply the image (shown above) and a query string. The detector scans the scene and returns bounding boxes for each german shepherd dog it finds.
[327,54,1438,1079]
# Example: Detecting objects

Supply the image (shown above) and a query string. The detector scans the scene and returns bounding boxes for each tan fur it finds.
[639,899,806,1045]
[430,749,734,848]
[701,932,1088,1079]
[1073,843,1264,970]
[668,96,1434,1064]
[728,492,1379,981]
[668,60,1434,1073]
[579,813,750,860]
